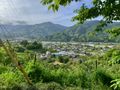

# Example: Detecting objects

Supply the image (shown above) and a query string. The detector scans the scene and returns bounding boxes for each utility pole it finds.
[0,39,33,85]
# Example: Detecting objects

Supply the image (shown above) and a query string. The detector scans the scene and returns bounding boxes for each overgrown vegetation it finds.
[0,41,120,90]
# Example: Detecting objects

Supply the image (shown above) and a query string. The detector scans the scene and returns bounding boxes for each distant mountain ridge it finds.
[0,21,120,42]
[45,21,120,42]
[0,22,67,40]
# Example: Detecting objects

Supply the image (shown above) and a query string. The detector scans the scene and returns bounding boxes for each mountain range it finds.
[0,21,120,42]
[45,21,120,42]
[0,22,67,40]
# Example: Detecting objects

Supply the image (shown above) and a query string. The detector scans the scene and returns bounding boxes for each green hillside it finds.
[0,22,67,40]
[1,21,120,42]
[45,21,120,42]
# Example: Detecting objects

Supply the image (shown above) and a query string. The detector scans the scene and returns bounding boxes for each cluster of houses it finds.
[39,42,115,60]
[40,51,77,59]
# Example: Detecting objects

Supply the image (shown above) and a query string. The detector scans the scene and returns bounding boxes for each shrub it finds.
[95,69,113,87]
[26,62,42,83]
[104,49,120,65]
[25,61,89,87]
[35,82,63,90]
[0,65,12,74]
[46,82,63,90]
[16,46,25,52]
[0,51,11,65]
[111,79,120,90]
[58,56,69,64]
[0,72,22,88]
[26,41,43,51]
[20,40,29,47]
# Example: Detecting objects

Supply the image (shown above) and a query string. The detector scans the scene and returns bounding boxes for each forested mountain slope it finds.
[0,22,67,40]
[45,21,120,42]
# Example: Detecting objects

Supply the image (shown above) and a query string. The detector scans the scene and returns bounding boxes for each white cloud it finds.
[0,0,80,26]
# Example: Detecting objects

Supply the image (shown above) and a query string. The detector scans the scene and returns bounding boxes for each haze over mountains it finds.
[0,20,120,42]
[0,22,67,40]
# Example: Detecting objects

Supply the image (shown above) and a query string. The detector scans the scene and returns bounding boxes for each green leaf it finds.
[54,0,60,5]
[48,5,53,10]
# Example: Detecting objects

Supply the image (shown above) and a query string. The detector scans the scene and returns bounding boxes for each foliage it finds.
[41,0,120,23]
[104,49,120,65]
[41,0,80,12]
[0,50,11,65]
[20,40,29,47]
[25,61,89,87]
[58,56,69,63]
[0,72,22,88]
[41,0,120,36]
[106,27,120,38]
[95,69,113,87]
[26,61,45,83]
[16,46,26,52]
[47,48,57,53]
[26,41,43,51]
[111,79,120,90]
[45,21,120,42]
[0,65,12,74]
[1,43,120,89]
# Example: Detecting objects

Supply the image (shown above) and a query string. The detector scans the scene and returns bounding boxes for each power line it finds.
[0,0,36,41]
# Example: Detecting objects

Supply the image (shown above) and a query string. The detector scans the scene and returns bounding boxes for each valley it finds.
[0,0,120,89]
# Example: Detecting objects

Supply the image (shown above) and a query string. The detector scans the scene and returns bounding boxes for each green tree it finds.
[41,0,120,34]
[26,41,43,51]
[20,40,29,47]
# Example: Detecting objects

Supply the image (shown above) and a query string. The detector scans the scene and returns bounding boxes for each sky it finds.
[0,0,93,26]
